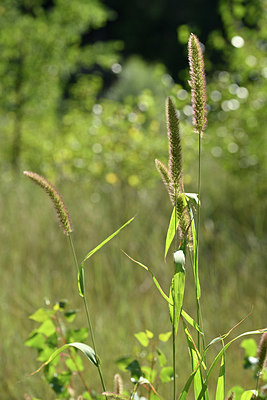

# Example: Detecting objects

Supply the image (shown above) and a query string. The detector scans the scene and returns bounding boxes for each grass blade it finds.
[30,342,98,375]
[181,309,204,335]
[169,250,185,334]
[165,207,177,259]
[215,348,225,400]
[82,217,135,264]
[122,250,171,304]
[78,264,85,297]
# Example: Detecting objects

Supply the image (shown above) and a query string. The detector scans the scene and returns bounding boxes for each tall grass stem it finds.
[68,234,107,394]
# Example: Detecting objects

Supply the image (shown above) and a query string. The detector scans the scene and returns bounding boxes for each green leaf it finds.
[116,356,133,371]
[135,331,149,347]
[82,217,135,264]
[169,250,185,334]
[65,354,84,372]
[160,366,174,383]
[66,328,88,343]
[37,319,56,336]
[183,321,204,400]
[227,386,244,400]
[215,350,225,400]
[187,201,201,300]
[240,390,254,400]
[122,251,170,304]
[179,329,267,400]
[29,308,55,322]
[78,264,85,297]
[240,339,257,358]
[156,347,167,366]
[181,309,204,335]
[142,365,157,383]
[159,331,172,342]
[31,342,98,375]
[146,329,154,339]
[126,360,142,381]
[25,332,46,349]
[165,207,177,259]
[64,310,78,322]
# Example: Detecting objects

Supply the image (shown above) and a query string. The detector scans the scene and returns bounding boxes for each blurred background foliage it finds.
[0,0,266,398]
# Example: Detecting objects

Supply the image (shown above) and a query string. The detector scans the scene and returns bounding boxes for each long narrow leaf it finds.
[179,328,266,400]
[82,217,134,264]
[169,250,185,334]
[181,309,204,335]
[30,342,97,375]
[215,347,225,400]
[165,207,177,259]
[122,250,171,304]
[78,264,85,297]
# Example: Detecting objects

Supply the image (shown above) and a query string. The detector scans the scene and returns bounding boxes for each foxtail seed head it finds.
[166,97,182,187]
[188,33,207,135]
[114,373,123,395]
[257,332,267,374]
[24,171,72,235]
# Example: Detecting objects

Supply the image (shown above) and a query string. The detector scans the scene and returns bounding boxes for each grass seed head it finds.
[188,33,207,135]
[114,373,123,395]
[257,332,267,373]
[24,171,72,235]
[166,97,182,188]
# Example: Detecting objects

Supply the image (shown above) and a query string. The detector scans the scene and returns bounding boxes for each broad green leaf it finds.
[25,332,46,349]
[126,360,142,381]
[122,251,170,304]
[116,356,133,371]
[227,386,244,400]
[156,347,167,366]
[146,329,154,339]
[240,391,254,400]
[160,366,174,383]
[66,328,88,343]
[37,319,56,336]
[169,250,185,334]
[215,350,225,400]
[78,264,85,297]
[135,331,149,347]
[240,339,257,357]
[181,309,204,335]
[65,354,84,372]
[64,310,78,323]
[159,331,172,342]
[29,308,55,322]
[82,217,134,263]
[31,342,98,375]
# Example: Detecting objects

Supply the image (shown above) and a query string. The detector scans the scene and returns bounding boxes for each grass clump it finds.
[23,34,267,400]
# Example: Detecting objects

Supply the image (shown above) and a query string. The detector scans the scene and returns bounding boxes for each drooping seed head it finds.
[155,158,175,204]
[257,332,267,374]
[24,171,72,235]
[188,33,207,135]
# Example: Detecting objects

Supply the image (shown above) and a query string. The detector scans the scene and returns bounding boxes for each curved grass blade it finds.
[179,328,267,400]
[82,217,135,264]
[122,250,171,304]
[30,342,98,375]
[183,321,206,400]
[78,264,85,297]
[165,207,177,259]
[181,309,204,335]
[186,199,200,299]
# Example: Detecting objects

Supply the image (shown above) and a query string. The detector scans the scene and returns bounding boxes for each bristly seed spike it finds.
[188,33,207,135]
[166,97,182,189]
[24,171,72,235]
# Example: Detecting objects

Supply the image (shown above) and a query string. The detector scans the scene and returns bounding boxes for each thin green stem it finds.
[172,186,178,400]
[196,134,202,350]
[68,234,107,395]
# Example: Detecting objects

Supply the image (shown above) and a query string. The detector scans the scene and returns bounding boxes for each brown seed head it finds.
[24,171,72,235]
[188,33,207,135]
[257,332,267,373]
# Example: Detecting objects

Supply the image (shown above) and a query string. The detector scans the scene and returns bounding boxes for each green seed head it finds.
[24,171,72,235]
